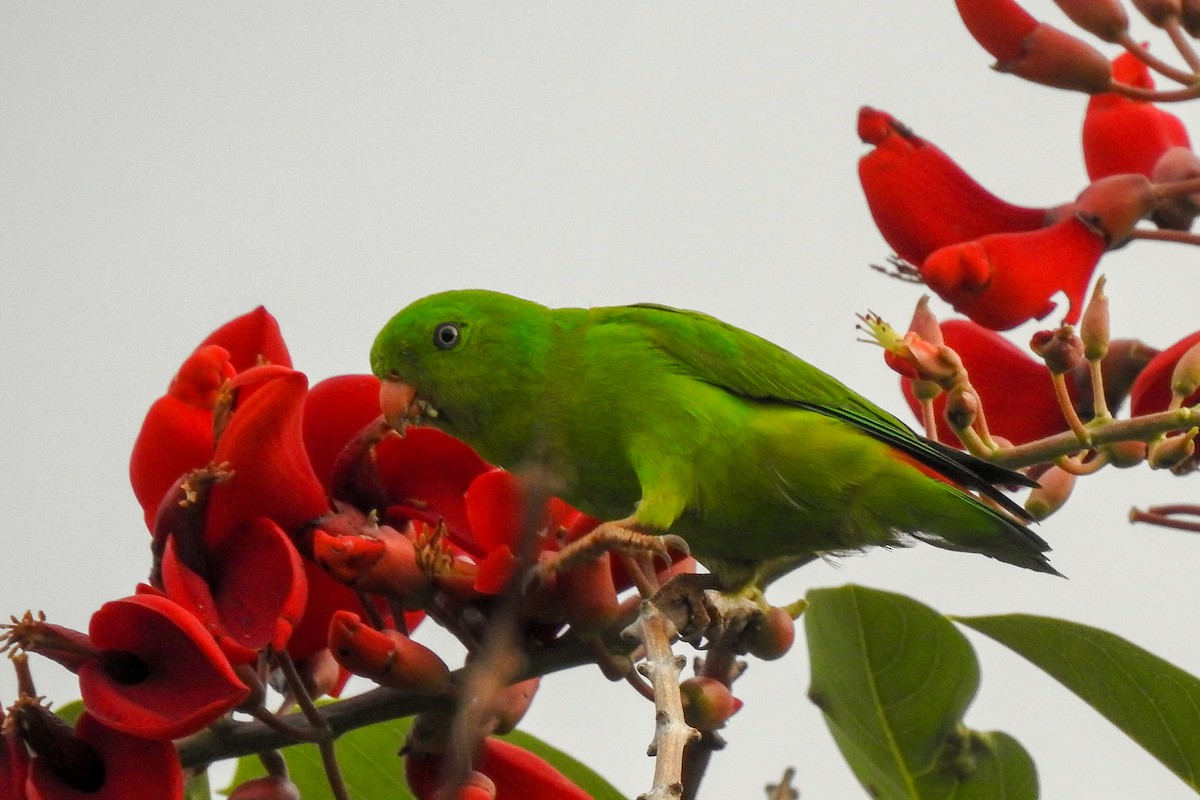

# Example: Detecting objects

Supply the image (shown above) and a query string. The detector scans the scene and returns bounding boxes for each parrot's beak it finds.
[379,380,423,435]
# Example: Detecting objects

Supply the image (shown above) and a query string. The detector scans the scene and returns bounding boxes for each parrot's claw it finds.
[651,574,767,648]
[529,520,687,596]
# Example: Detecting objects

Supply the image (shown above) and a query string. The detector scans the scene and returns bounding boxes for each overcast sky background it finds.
[4,3,1200,798]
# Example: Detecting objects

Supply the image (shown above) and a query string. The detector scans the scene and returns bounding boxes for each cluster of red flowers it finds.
[2,307,690,799]
[859,0,1200,455]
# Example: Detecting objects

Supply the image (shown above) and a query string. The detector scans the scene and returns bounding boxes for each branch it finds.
[989,407,1200,471]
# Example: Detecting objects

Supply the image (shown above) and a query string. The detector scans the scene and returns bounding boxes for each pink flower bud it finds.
[1024,466,1076,520]
[227,776,302,800]
[679,677,743,730]
[1170,338,1200,402]
[1132,0,1182,26]
[744,605,797,661]
[1030,326,1086,375]
[1053,0,1129,41]
[1074,174,1157,244]
[1080,277,1110,360]
[1151,147,1200,230]
[1149,429,1197,469]
[997,23,1113,94]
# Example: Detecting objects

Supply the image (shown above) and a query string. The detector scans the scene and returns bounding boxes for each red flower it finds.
[130,306,292,531]
[900,320,1067,444]
[920,215,1107,330]
[77,594,248,739]
[375,428,492,535]
[204,365,330,548]
[129,345,235,530]
[405,737,592,800]
[857,107,1048,267]
[198,305,292,371]
[303,374,385,491]
[161,516,308,664]
[1130,330,1200,415]
[0,706,30,800]
[22,710,182,800]
[1083,52,1191,182]
[327,611,450,694]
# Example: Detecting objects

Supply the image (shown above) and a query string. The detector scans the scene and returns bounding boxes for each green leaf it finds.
[805,585,1037,800]
[958,613,1200,794]
[224,714,624,799]
[53,699,85,726]
[225,715,416,800]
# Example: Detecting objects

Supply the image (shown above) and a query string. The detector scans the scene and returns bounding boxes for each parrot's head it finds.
[370,289,556,467]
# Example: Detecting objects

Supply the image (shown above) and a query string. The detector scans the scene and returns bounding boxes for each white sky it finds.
[3,3,1200,798]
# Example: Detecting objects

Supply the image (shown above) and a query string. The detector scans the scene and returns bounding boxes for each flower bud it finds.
[1132,0,1181,26]
[1075,174,1157,244]
[227,776,302,800]
[1099,437,1148,468]
[1053,0,1129,40]
[1151,147,1200,230]
[743,605,797,661]
[1183,0,1200,34]
[679,677,743,731]
[490,677,541,735]
[1024,466,1076,520]
[1031,326,1086,375]
[998,23,1113,94]
[1149,429,1197,470]
[1170,338,1200,403]
[945,385,981,431]
[1079,277,1110,361]
[328,611,450,694]
[313,523,432,606]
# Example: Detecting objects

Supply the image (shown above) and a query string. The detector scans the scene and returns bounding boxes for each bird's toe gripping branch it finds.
[529,519,689,597]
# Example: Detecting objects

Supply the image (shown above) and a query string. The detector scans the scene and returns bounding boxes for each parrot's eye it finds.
[433,322,461,350]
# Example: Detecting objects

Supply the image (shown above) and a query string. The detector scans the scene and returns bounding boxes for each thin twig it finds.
[277,650,351,800]
[1118,32,1197,84]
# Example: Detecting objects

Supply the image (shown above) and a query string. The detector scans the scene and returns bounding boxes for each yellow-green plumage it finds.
[370,289,1057,586]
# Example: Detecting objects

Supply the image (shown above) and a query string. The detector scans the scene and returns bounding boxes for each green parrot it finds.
[370,289,1057,587]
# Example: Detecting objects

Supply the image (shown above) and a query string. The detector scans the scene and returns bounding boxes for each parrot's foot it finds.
[650,574,768,648]
[527,519,688,596]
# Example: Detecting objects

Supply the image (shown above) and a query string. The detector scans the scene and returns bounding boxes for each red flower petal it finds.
[465,470,529,553]
[1130,330,1200,414]
[406,737,591,800]
[920,215,1106,330]
[79,594,248,740]
[285,561,375,660]
[128,345,234,530]
[26,713,182,800]
[375,428,492,537]
[199,306,292,371]
[858,107,1047,266]
[303,374,384,491]
[955,0,1038,61]
[162,517,308,663]
[205,365,330,547]
[900,320,1067,444]
[1083,53,1191,181]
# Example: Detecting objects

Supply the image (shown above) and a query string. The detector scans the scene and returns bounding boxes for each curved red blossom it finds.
[25,713,182,800]
[1130,330,1200,414]
[78,594,248,740]
[1084,52,1191,181]
[858,107,1048,266]
[199,305,292,371]
[920,215,1107,330]
[204,365,330,548]
[1,708,30,800]
[327,611,449,694]
[900,320,1067,444]
[303,374,384,491]
[376,427,492,535]
[405,737,591,800]
[954,0,1111,92]
[129,344,234,530]
[162,516,308,664]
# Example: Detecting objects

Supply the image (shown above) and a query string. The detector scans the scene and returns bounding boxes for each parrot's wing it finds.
[613,303,1036,516]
